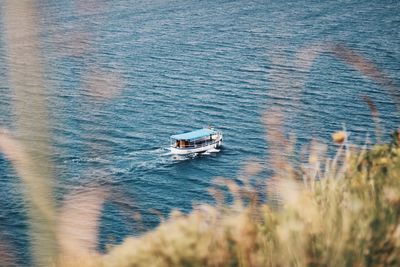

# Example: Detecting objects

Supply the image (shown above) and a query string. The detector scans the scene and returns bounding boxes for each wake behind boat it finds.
[170,128,223,155]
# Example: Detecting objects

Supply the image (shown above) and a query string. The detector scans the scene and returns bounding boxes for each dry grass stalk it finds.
[362,95,383,143]
[57,188,108,262]
[2,1,57,264]
[331,131,347,145]
[331,43,400,110]
[0,240,16,267]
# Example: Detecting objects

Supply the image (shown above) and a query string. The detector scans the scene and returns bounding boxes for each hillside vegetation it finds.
[59,133,400,267]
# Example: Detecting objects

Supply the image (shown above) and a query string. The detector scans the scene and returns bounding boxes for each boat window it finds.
[179,140,184,148]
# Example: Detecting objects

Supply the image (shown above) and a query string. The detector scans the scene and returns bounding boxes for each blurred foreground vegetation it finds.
[58,133,400,267]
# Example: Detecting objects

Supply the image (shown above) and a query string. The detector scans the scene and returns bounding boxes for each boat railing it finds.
[192,139,219,148]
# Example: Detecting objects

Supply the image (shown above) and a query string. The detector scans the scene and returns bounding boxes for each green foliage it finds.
[86,136,400,267]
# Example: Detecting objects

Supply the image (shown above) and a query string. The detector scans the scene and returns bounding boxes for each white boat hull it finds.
[170,137,222,155]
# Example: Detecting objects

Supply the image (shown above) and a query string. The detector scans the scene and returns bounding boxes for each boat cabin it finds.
[170,128,220,149]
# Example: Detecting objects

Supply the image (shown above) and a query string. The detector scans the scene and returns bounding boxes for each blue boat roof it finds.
[171,128,217,141]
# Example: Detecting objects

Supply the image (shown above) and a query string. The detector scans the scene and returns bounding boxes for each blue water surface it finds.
[0,0,399,264]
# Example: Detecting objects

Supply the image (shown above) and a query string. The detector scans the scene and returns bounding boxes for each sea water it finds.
[0,0,399,264]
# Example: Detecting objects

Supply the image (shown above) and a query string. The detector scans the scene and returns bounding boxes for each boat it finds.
[170,128,223,155]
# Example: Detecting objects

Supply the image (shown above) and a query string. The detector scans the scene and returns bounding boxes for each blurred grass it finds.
[2,1,57,266]
[53,132,400,267]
